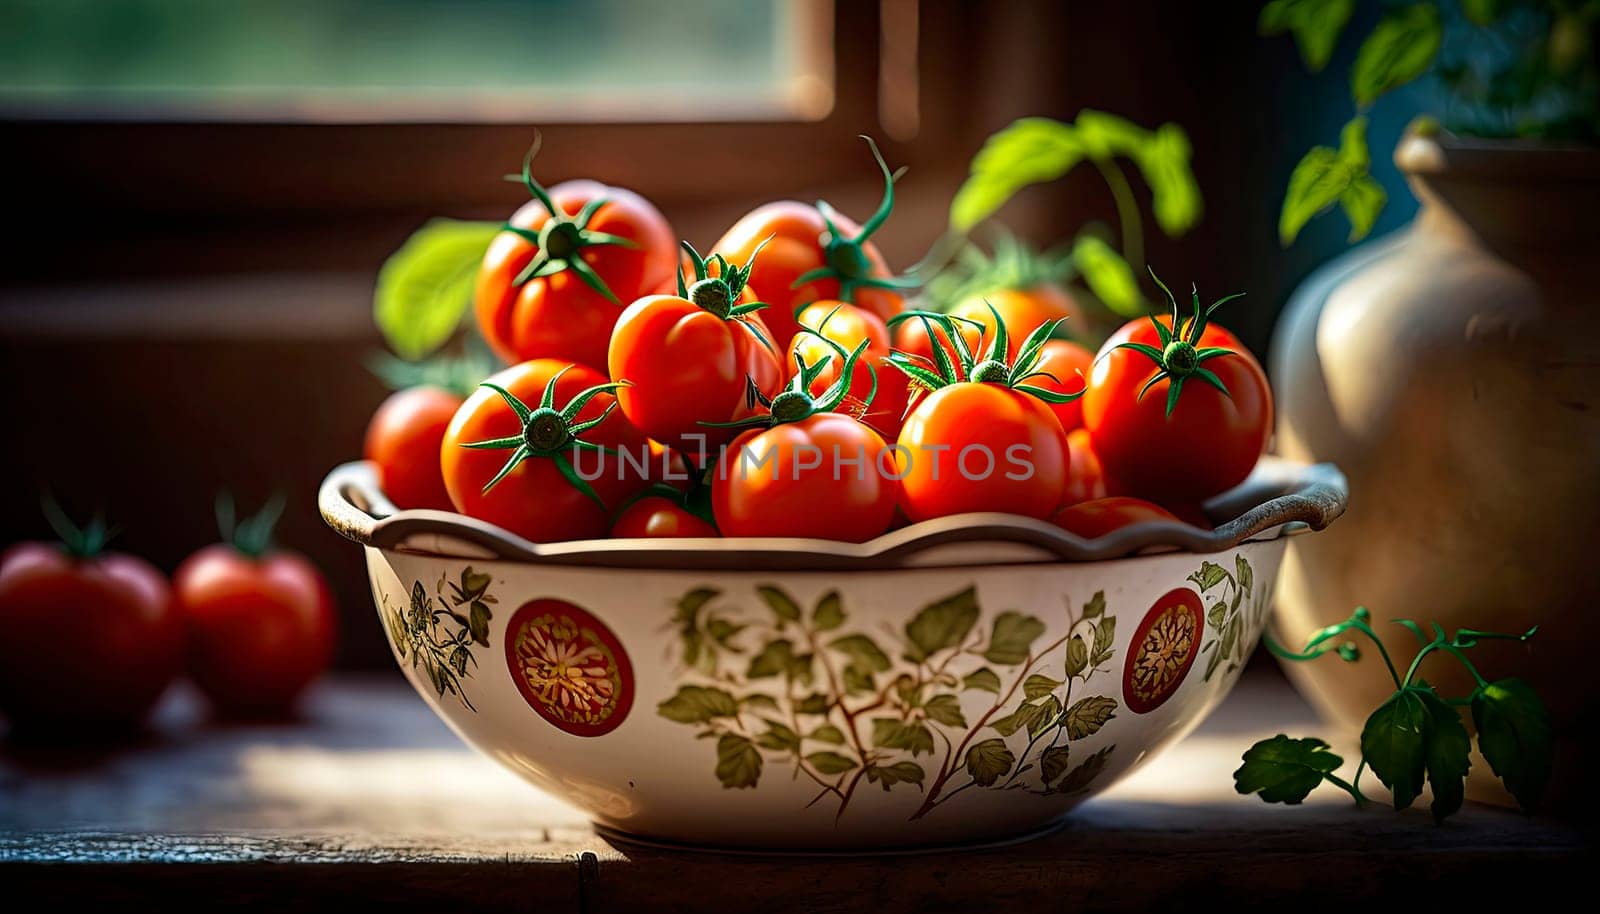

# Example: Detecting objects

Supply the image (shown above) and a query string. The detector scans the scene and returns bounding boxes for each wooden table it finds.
[1,671,1585,912]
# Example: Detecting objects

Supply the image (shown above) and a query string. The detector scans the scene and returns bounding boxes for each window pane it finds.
[0,0,833,121]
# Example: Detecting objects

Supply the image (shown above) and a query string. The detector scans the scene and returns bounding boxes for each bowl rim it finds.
[318,457,1346,571]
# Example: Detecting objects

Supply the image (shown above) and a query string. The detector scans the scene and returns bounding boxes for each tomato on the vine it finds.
[609,242,783,459]
[476,147,676,371]
[442,359,652,542]
[174,495,337,716]
[0,506,182,732]
[1082,276,1272,502]
[711,138,909,349]
[1051,496,1180,538]
[363,386,462,510]
[712,337,897,541]
[889,309,1078,522]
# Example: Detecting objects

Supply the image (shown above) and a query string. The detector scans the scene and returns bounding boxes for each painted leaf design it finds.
[1082,591,1106,619]
[807,751,857,775]
[755,720,801,752]
[1234,554,1254,595]
[1024,674,1064,700]
[812,591,845,631]
[903,587,980,662]
[756,585,802,622]
[460,568,492,598]
[1064,695,1118,740]
[841,664,876,695]
[468,601,491,645]
[1030,696,1062,737]
[924,694,968,728]
[657,685,741,723]
[1040,745,1073,785]
[747,639,801,680]
[990,701,1048,737]
[963,667,1002,693]
[828,634,892,672]
[866,761,926,790]
[1057,745,1115,794]
[872,718,936,756]
[449,645,469,675]
[983,611,1048,665]
[742,694,780,714]
[1189,562,1228,591]
[1063,636,1089,677]
[794,693,831,715]
[1207,602,1227,630]
[809,724,847,744]
[715,734,763,789]
[1091,616,1116,661]
[965,738,1016,787]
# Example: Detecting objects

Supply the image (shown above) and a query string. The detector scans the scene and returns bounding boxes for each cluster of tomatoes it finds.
[365,140,1274,545]
[0,497,336,734]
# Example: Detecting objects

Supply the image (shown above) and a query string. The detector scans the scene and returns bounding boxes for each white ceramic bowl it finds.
[319,458,1345,850]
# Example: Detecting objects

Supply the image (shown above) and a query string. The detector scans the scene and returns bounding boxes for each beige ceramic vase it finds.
[1272,129,1600,812]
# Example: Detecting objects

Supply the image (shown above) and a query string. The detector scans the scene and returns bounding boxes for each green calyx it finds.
[790,136,920,304]
[677,240,777,354]
[700,329,873,432]
[41,495,116,559]
[215,491,285,559]
[885,303,1081,405]
[501,136,640,306]
[1113,268,1245,418]
[461,366,628,511]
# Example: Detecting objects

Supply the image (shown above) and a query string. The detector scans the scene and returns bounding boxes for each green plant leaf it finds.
[829,633,892,673]
[1460,0,1502,25]
[1130,123,1203,237]
[1259,0,1356,72]
[1420,687,1471,822]
[1064,635,1089,677]
[903,587,980,662]
[872,718,936,755]
[756,585,802,623]
[950,118,1085,231]
[1091,617,1116,662]
[1072,235,1144,318]
[1024,674,1064,700]
[1339,174,1388,242]
[963,667,1002,693]
[807,751,858,775]
[755,720,801,752]
[1073,109,1152,159]
[1064,695,1118,740]
[1350,4,1443,107]
[715,734,763,789]
[809,724,847,744]
[865,761,926,790]
[965,737,1016,786]
[657,685,741,723]
[984,611,1048,665]
[924,693,968,728]
[1040,745,1073,785]
[1082,591,1106,618]
[812,591,845,631]
[1057,745,1115,794]
[1471,678,1552,812]
[1233,735,1344,804]
[374,219,501,360]
[1360,687,1430,809]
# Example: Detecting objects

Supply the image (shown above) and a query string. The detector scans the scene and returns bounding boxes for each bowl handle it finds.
[317,461,396,546]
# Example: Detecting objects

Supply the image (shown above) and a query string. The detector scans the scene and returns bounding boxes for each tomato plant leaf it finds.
[1471,677,1552,812]
[1361,687,1430,809]
[1339,174,1388,242]
[828,633,892,673]
[924,693,968,728]
[1350,4,1442,107]
[1040,744,1073,785]
[962,667,1002,693]
[1024,674,1064,700]
[812,591,845,631]
[1064,695,1118,740]
[374,219,501,360]
[657,685,741,724]
[1129,123,1203,237]
[965,738,1016,787]
[871,718,936,756]
[1259,0,1356,73]
[715,734,763,789]
[756,585,802,623]
[1460,0,1503,25]
[1278,114,1379,247]
[950,118,1086,231]
[1234,735,1344,804]
[983,611,1048,665]
[903,587,980,662]
[806,751,857,775]
[1420,687,1471,822]
[1072,235,1144,317]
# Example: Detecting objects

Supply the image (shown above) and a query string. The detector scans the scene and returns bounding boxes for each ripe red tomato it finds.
[789,300,890,371]
[1028,339,1093,431]
[0,530,182,731]
[363,386,462,510]
[946,286,1082,360]
[1060,427,1111,506]
[714,414,897,541]
[1051,496,1181,538]
[442,359,651,542]
[1083,297,1272,501]
[476,162,676,370]
[609,246,784,458]
[175,541,336,716]
[711,140,907,349]
[895,383,1069,522]
[612,495,719,538]
[791,300,910,440]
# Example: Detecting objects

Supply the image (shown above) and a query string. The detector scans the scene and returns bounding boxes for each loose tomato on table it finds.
[174,495,337,717]
[890,309,1079,523]
[609,242,784,460]
[712,337,898,541]
[711,138,909,349]
[1082,276,1272,502]
[442,359,652,543]
[1051,496,1180,538]
[475,146,677,371]
[0,506,183,733]
[363,386,462,510]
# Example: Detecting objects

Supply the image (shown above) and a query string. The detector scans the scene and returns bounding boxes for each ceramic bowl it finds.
[319,457,1345,851]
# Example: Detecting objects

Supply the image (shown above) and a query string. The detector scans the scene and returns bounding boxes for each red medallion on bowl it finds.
[504,598,634,736]
[1122,588,1203,714]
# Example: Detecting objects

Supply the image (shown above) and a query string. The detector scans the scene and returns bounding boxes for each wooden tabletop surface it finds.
[1,670,1586,912]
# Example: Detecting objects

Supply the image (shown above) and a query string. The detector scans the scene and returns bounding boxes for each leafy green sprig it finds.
[1108,270,1245,417]
[885,305,1081,404]
[1235,605,1552,821]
